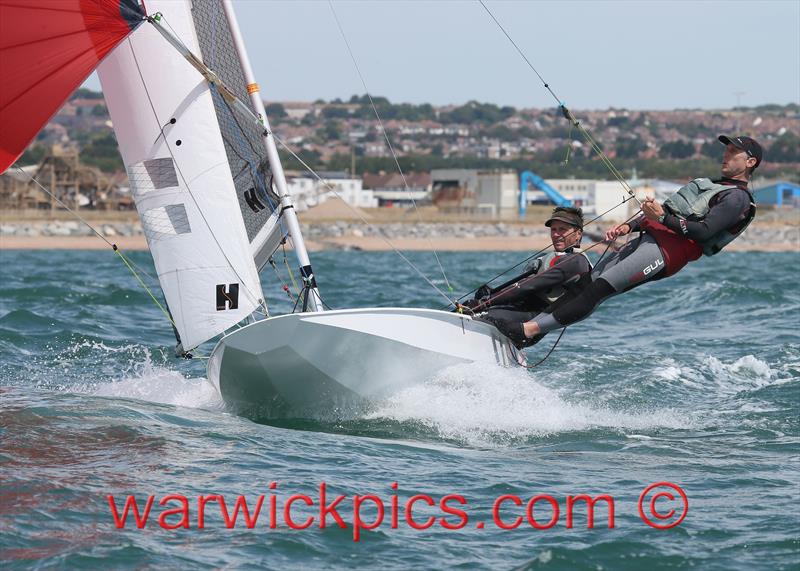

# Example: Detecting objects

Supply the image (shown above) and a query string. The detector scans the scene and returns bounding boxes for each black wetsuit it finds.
[472,249,592,344]
[530,178,754,336]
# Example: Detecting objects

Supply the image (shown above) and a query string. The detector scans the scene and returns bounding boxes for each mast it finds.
[220,0,322,312]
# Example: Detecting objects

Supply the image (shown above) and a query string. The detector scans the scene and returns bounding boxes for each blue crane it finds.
[519,170,573,217]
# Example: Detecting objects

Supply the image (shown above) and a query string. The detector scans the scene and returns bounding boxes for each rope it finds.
[478,0,641,205]
[327,0,454,293]
[511,327,567,369]
[113,246,177,330]
[12,166,208,359]
[268,130,458,307]
[282,243,302,296]
[458,207,642,313]
[454,195,641,305]
[268,258,295,302]
[136,20,268,315]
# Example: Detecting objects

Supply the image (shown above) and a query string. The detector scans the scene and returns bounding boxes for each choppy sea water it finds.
[1,248,798,570]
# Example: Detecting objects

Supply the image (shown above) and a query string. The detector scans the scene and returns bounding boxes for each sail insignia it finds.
[97,0,265,349]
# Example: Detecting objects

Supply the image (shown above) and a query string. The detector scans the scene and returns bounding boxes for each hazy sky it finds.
[87,0,800,110]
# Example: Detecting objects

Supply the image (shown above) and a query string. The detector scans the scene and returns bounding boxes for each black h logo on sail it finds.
[244,188,265,212]
[216,283,239,311]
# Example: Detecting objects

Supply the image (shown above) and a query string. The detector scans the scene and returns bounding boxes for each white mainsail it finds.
[97,0,264,350]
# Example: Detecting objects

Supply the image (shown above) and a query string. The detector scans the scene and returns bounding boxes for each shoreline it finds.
[1,234,796,252]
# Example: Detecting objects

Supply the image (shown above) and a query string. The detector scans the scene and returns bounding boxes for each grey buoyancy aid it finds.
[527,248,592,304]
[663,177,756,256]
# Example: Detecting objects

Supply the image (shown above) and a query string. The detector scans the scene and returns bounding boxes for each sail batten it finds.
[97,0,264,349]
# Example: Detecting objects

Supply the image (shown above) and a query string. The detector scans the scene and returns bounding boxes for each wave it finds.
[366,362,688,446]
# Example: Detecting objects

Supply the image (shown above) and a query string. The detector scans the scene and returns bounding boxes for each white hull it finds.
[207,308,519,418]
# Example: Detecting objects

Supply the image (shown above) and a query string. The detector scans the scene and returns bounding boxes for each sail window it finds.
[142,204,192,240]
[128,158,179,199]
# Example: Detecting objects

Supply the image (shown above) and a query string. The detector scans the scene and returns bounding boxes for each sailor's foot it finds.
[519,333,545,348]
[476,314,528,349]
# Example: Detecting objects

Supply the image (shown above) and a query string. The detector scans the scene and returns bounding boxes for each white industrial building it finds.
[431,169,518,218]
[285,171,377,211]
[529,178,661,222]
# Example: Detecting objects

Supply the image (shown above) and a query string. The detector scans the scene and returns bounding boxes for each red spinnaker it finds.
[0,0,145,173]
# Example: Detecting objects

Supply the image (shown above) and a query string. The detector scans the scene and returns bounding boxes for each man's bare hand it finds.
[642,198,665,220]
[605,224,631,241]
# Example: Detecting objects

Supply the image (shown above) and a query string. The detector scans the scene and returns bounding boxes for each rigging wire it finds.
[125,32,268,320]
[147,13,457,307]
[512,327,567,369]
[11,165,211,358]
[453,194,640,305]
[267,130,458,307]
[327,0,454,292]
[477,0,641,204]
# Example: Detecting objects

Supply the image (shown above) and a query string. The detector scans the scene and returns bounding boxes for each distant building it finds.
[363,172,431,207]
[279,101,316,121]
[753,182,800,208]
[521,177,664,222]
[285,171,377,211]
[430,169,518,218]
[0,147,122,210]
[543,178,656,222]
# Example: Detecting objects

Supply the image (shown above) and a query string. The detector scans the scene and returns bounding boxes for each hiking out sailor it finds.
[462,206,591,341]
[488,135,761,347]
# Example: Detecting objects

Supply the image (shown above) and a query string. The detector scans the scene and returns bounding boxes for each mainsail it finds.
[97,0,265,350]
[0,0,145,173]
[189,0,287,270]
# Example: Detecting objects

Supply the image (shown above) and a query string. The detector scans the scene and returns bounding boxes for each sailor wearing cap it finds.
[497,134,762,347]
[463,206,592,342]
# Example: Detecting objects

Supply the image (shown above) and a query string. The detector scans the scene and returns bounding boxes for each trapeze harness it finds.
[525,249,593,304]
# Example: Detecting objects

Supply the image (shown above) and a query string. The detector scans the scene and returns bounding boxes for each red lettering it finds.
[269,482,277,529]
[405,494,435,530]
[390,482,399,529]
[217,495,264,529]
[319,482,347,529]
[158,494,190,530]
[284,494,314,530]
[492,495,522,530]
[650,491,675,519]
[197,495,220,529]
[439,495,468,530]
[566,494,615,529]
[107,494,154,529]
[525,495,559,529]
[352,495,385,542]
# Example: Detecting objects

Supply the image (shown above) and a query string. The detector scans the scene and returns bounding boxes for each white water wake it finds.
[367,361,687,446]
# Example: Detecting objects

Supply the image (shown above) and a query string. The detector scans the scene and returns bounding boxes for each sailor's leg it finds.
[590,233,666,292]
[524,234,667,336]
[475,307,538,347]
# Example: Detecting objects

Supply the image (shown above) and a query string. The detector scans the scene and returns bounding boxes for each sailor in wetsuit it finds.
[489,134,761,347]
[463,206,591,344]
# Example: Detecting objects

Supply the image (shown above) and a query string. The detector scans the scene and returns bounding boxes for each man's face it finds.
[549,221,581,252]
[721,143,756,178]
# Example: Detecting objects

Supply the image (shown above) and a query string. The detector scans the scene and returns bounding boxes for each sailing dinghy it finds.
[1,0,520,418]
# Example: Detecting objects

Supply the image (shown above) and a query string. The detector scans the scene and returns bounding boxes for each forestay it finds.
[97,0,264,350]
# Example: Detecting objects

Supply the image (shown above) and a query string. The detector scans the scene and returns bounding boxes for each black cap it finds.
[545,207,583,230]
[718,135,763,169]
